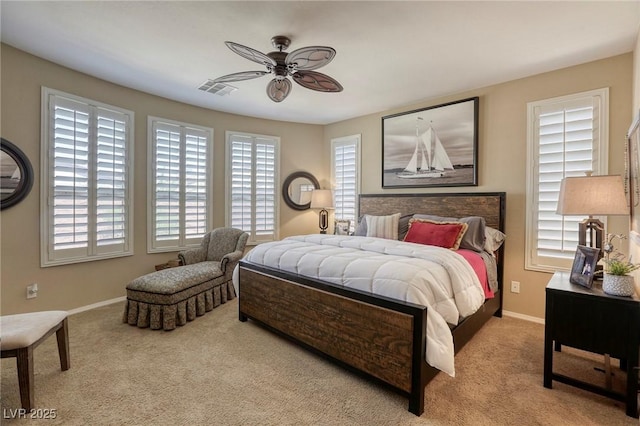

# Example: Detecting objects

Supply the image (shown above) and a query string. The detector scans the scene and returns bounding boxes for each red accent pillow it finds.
[403,219,468,250]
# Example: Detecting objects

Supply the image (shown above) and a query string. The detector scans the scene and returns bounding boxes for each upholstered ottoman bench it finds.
[123,227,248,330]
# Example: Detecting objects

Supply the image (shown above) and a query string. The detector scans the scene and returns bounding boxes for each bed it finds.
[236,192,505,416]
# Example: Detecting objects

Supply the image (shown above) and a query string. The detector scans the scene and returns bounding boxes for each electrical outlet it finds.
[510,281,520,294]
[27,283,38,299]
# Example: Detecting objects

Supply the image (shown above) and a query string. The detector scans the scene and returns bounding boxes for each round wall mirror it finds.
[1,138,34,210]
[282,171,320,211]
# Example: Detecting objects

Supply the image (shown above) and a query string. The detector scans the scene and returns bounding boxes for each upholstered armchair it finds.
[178,227,249,282]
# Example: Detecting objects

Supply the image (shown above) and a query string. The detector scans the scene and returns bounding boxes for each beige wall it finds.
[325,53,633,320]
[1,44,634,320]
[0,45,327,315]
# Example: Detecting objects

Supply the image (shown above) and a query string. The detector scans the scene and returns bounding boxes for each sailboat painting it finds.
[382,97,478,188]
[397,120,454,179]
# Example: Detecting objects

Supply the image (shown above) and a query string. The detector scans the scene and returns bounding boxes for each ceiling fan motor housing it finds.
[267,51,289,78]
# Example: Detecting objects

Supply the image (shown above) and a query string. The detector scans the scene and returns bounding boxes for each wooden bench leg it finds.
[16,346,34,411]
[56,318,70,371]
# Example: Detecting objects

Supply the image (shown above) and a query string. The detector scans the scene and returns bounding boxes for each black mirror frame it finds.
[282,171,320,211]
[1,138,34,210]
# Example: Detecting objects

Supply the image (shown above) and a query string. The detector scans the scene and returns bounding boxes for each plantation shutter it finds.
[95,108,128,252]
[50,97,91,256]
[229,136,253,234]
[43,89,133,266]
[149,118,211,251]
[227,132,279,244]
[254,138,276,241]
[526,89,607,271]
[153,123,181,243]
[332,136,359,229]
[184,130,209,240]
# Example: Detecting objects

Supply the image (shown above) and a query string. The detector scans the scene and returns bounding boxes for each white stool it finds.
[0,311,70,410]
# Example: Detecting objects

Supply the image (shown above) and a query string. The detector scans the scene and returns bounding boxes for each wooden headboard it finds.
[358,192,506,231]
[359,192,507,294]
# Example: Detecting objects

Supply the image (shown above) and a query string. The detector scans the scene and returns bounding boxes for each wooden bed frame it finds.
[238,192,506,416]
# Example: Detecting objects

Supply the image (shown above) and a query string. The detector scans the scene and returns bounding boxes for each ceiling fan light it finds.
[266,78,292,102]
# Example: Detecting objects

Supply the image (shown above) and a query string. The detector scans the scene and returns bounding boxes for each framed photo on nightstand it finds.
[334,219,351,235]
[569,245,599,289]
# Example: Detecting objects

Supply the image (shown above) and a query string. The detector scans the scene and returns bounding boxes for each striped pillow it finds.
[365,213,401,240]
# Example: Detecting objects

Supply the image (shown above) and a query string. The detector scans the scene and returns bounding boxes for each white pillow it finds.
[484,226,506,253]
[365,213,401,240]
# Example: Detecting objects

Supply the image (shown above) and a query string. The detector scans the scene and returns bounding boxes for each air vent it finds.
[198,80,237,96]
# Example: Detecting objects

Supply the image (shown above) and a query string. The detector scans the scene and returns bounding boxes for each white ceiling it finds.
[2,1,639,125]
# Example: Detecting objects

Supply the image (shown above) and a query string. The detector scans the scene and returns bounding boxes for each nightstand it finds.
[544,271,640,418]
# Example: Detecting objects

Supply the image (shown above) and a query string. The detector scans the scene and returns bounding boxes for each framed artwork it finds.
[382,97,478,188]
[334,219,351,235]
[569,245,599,289]
[628,112,640,238]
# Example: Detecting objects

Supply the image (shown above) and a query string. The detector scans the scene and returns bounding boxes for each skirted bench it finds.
[123,228,248,330]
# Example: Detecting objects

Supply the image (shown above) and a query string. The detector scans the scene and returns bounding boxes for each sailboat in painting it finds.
[397,118,453,179]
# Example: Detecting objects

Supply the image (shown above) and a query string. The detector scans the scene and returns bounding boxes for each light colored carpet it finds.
[0,300,636,425]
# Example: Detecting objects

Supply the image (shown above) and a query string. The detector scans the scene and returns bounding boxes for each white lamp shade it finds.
[556,175,628,216]
[310,189,334,209]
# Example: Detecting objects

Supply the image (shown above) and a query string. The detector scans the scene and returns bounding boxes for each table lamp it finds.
[556,174,628,258]
[310,189,334,234]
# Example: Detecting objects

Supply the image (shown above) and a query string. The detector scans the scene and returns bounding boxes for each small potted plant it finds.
[602,234,639,296]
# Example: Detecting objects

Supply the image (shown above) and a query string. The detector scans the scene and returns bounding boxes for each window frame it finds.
[331,134,361,232]
[40,87,135,267]
[225,130,280,245]
[525,88,609,273]
[147,116,213,253]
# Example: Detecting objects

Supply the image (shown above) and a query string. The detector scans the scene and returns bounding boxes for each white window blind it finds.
[41,88,134,266]
[226,132,279,244]
[148,117,212,252]
[525,88,608,272]
[331,135,361,231]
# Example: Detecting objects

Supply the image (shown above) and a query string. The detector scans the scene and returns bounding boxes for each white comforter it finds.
[233,234,486,376]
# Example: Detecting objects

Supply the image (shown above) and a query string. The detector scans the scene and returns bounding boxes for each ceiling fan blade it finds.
[285,46,336,71]
[213,71,269,84]
[266,78,292,102]
[225,41,276,67]
[292,71,343,92]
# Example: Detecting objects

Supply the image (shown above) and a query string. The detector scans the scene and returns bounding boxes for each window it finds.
[41,88,134,266]
[331,134,361,232]
[226,131,279,244]
[148,117,213,252]
[525,88,609,272]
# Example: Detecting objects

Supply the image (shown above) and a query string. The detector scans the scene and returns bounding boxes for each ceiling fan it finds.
[213,35,343,103]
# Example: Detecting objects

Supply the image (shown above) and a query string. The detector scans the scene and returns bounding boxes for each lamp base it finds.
[578,217,604,250]
[318,208,328,234]
[579,217,605,275]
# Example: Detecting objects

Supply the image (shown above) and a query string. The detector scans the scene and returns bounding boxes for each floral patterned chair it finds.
[123,228,248,330]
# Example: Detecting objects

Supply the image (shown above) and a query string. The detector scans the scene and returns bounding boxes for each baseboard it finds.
[502,310,545,325]
[66,298,546,324]
[68,296,126,316]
